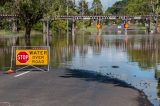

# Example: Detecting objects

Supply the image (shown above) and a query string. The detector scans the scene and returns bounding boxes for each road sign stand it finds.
[10,46,14,70]
[10,46,50,72]
[15,65,47,72]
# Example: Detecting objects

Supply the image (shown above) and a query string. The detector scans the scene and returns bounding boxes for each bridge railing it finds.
[0,14,157,21]
[50,15,158,20]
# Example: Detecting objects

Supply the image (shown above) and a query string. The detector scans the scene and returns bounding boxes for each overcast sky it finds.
[76,0,120,10]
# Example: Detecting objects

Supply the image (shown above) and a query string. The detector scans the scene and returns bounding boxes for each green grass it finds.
[0,30,42,36]
[85,26,98,32]
[79,25,106,33]
[0,30,17,35]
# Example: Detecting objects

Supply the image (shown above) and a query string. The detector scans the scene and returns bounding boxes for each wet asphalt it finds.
[0,68,152,106]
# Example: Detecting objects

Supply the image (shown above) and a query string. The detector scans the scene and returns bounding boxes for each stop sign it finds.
[17,51,29,63]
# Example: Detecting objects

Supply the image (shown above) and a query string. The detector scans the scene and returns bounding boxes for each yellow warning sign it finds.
[124,23,129,29]
[16,49,48,65]
[96,24,101,29]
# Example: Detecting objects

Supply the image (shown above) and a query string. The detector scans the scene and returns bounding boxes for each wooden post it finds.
[72,19,75,45]
[43,20,50,46]
[72,19,75,37]
[148,19,151,34]
[43,21,47,45]
[12,19,17,32]
[146,18,151,34]
[46,20,49,46]
[155,15,158,33]
[124,20,129,35]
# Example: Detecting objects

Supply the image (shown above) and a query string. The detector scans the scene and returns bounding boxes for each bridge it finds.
[0,14,157,45]
[50,15,157,21]
[0,15,17,32]
[0,14,17,19]
[42,15,158,44]
[0,14,158,41]
[0,14,157,20]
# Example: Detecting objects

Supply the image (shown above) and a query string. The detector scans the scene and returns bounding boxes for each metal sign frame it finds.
[10,46,50,72]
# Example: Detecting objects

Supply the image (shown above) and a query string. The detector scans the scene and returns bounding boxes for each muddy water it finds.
[0,32,160,105]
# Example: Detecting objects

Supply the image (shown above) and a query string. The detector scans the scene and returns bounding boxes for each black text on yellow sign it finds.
[16,49,48,65]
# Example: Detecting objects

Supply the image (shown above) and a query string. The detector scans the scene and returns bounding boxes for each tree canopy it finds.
[12,0,49,45]
[105,0,129,15]
[105,0,160,15]
[0,0,12,6]
[77,0,90,15]
[91,0,103,15]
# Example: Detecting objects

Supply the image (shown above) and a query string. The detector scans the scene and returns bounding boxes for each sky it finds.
[76,0,121,11]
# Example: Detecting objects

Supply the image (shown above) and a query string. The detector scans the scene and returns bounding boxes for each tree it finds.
[77,0,90,15]
[91,0,103,15]
[13,0,49,46]
[47,0,77,35]
[125,0,152,15]
[105,0,159,15]
[67,0,77,15]
[0,0,12,6]
[105,0,129,15]
[0,0,13,14]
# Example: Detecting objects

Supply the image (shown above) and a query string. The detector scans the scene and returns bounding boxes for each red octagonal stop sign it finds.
[17,51,29,63]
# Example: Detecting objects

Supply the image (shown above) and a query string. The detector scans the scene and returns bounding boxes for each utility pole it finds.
[67,0,69,45]
[82,0,84,29]
[47,20,49,46]
[82,0,84,16]
[96,3,97,16]
[82,0,85,40]
[73,0,75,5]
[155,0,159,33]
[66,0,69,65]
[152,0,159,33]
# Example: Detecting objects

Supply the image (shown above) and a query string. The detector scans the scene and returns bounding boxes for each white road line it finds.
[0,102,11,106]
[14,71,30,78]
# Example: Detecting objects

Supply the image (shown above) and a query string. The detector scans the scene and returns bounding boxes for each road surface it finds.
[0,68,152,106]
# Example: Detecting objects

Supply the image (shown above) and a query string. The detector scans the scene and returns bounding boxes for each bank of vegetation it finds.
[0,0,103,45]
[106,0,160,15]
[105,0,160,30]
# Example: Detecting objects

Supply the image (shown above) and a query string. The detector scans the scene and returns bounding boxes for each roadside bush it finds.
[33,22,43,32]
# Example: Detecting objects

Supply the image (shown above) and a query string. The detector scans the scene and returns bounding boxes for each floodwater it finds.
[0,29,160,105]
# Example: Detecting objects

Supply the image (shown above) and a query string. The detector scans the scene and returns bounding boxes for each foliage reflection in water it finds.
[0,33,160,105]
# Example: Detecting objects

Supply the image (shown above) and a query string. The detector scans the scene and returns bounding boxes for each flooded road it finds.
[0,31,160,105]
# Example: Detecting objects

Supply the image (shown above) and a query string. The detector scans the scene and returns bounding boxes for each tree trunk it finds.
[155,16,159,34]
[25,25,32,46]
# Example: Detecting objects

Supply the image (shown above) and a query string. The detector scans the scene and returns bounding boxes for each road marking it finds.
[0,102,11,106]
[14,71,30,78]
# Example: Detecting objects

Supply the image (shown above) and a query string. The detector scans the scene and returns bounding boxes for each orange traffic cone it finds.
[5,69,14,74]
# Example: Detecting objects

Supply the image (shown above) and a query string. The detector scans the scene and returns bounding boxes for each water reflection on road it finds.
[65,33,160,105]
[0,33,160,105]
